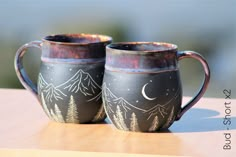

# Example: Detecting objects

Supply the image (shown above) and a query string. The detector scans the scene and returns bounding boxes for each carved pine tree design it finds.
[41,93,52,119]
[102,96,113,123]
[148,116,159,132]
[130,112,140,132]
[50,108,58,122]
[92,104,106,122]
[113,105,128,131]
[113,114,123,130]
[66,95,79,123]
[54,104,65,123]
[162,106,175,129]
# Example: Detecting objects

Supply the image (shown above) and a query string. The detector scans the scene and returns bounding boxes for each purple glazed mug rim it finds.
[106,41,178,55]
[42,33,112,46]
[106,42,178,54]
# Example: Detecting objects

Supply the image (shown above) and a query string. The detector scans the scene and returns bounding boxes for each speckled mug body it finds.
[103,42,183,132]
[37,34,112,123]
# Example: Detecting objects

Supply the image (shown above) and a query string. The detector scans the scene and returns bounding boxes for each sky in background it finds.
[0,0,235,98]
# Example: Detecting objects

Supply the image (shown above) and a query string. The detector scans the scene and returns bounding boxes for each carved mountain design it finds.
[38,69,102,103]
[43,83,67,102]
[38,73,47,91]
[58,69,101,97]
[143,86,181,120]
[103,83,147,115]
[102,83,117,114]
[144,104,168,120]
[103,82,182,131]
[161,106,176,129]
[113,98,131,112]
[103,83,168,121]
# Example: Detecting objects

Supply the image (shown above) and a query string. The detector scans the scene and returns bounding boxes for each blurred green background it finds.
[0,0,235,98]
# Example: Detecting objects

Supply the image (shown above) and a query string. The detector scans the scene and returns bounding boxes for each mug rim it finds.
[106,42,178,54]
[42,33,113,46]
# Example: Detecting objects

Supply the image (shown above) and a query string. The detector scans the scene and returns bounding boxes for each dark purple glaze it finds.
[15,34,112,124]
[106,42,178,72]
[42,34,112,59]
[103,42,210,132]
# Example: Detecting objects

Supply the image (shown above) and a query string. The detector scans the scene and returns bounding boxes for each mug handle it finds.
[14,41,42,98]
[176,51,210,120]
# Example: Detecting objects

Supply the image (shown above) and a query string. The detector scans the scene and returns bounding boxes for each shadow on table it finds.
[96,108,236,133]
[167,108,236,133]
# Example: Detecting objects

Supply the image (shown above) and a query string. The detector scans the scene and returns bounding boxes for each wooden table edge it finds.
[0,149,191,157]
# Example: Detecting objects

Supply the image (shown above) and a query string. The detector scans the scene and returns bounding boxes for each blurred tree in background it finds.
[0,0,235,98]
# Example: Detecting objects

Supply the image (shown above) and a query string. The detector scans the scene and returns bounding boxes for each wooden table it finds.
[0,89,235,157]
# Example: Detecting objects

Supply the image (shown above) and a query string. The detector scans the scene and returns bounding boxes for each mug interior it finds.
[43,34,112,44]
[41,34,112,60]
[108,42,177,52]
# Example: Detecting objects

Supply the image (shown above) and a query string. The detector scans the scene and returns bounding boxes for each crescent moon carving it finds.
[142,83,157,101]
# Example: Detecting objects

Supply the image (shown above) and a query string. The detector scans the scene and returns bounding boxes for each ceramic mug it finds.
[15,34,112,123]
[102,42,210,132]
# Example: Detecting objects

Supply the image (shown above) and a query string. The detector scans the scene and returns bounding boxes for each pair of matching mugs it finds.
[15,34,210,132]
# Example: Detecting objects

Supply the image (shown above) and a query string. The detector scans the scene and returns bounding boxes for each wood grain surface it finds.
[0,89,235,157]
